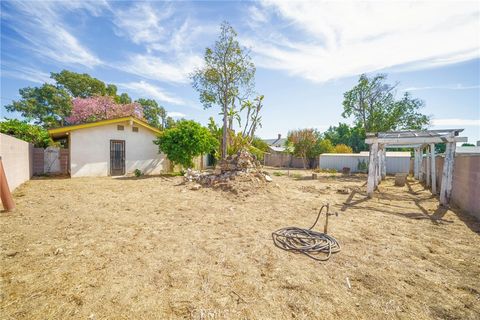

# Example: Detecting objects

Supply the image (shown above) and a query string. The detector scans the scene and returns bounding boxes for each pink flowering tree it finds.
[66,96,144,124]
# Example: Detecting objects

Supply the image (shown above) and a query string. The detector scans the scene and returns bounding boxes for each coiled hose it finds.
[272,204,340,261]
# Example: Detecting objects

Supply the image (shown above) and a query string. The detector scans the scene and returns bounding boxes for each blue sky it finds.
[1,1,479,142]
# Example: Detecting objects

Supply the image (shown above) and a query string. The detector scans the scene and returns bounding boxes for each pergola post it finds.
[414,147,420,179]
[425,147,431,187]
[430,143,436,194]
[440,141,456,206]
[376,146,382,185]
[381,147,387,180]
[420,146,425,182]
[367,142,378,197]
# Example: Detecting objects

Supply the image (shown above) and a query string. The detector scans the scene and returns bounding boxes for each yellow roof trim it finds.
[48,117,161,136]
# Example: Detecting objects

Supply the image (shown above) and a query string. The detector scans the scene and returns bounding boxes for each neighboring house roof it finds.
[48,117,161,138]
[263,136,287,152]
[269,146,286,152]
[263,138,287,147]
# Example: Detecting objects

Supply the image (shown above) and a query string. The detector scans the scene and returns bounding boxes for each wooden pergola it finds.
[365,129,467,206]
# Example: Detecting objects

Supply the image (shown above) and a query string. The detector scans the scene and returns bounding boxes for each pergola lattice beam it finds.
[365,136,467,145]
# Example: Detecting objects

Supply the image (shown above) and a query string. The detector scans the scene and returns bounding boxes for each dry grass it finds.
[1,169,479,319]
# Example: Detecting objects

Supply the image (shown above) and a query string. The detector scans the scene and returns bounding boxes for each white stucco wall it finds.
[70,122,167,177]
[0,133,33,191]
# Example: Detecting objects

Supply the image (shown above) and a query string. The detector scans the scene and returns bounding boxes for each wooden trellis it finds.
[364,129,467,206]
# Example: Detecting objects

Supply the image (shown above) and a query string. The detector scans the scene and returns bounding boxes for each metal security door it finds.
[110,140,125,176]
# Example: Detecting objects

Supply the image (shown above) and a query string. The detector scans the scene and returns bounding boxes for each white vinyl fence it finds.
[319,152,410,174]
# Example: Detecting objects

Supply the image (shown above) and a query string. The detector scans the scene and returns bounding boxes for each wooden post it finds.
[419,146,425,182]
[0,157,16,212]
[381,147,387,180]
[367,142,378,197]
[440,141,455,206]
[426,147,430,187]
[414,147,420,179]
[430,144,436,195]
[376,148,380,184]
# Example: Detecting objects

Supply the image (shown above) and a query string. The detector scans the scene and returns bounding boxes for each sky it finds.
[1,0,479,143]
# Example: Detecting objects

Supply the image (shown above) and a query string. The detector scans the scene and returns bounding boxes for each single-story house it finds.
[263,134,287,153]
[48,117,168,177]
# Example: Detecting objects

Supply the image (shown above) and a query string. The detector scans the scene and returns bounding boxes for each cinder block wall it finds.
[60,149,69,174]
[434,155,480,219]
[33,148,44,175]
[265,153,316,168]
[449,156,480,219]
[0,133,33,191]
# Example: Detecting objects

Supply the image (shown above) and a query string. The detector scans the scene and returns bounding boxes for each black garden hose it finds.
[272,204,340,261]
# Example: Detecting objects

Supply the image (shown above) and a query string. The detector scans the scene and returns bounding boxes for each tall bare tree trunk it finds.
[222,104,228,159]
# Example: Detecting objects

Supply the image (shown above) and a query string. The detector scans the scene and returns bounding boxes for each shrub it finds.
[316,138,335,154]
[154,120,218,168]
[134,169,143,177]
[333,144,353,153]
[0,119,53,147]
[357,159,368,172]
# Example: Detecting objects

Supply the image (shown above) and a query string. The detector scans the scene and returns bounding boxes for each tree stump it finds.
[395,173,407,187]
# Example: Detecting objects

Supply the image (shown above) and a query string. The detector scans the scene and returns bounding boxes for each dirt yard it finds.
[1,169,479,319]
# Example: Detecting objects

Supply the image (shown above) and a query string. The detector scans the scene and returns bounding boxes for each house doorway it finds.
[110,140,125,176]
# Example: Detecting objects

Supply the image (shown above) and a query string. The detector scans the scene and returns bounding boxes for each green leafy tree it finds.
[191,21,256,159]
[106,84,118,97]
[342,74,429,132]
[154,120,218,168]
[51,70,107,98]
[323,123,367,153]
[251,137,269,161]
[0,119,53,147]
[435,143,446,154]
[136,98,167,129]
[207,117,222,158]
[315,138,335,154]
[287,129,321,168]
[116,92,132,104]
[165,116,177,129]
[6,69,141,128]
[5,84,72,128]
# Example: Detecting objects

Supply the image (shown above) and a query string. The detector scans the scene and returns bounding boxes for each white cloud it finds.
[401,84,480,91]
[112,2,172,44]
[248,1,480,82]
[119,54,203,84]
[1,65,53,84]
[118,81,185,105]
[248,6,268,24]
[431,118,480,127]
[2,1,104,67]
[110,3,212,84]
[167,112,186,118]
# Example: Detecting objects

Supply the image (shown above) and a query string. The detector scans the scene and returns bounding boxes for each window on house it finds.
[117,125,124,131]
[132,127,139,132]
